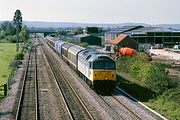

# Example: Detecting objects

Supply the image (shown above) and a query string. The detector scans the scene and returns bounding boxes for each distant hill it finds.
[1,20,180,29]
[23,21,149,28]
[23,21,180,30]
[155,24,180,30]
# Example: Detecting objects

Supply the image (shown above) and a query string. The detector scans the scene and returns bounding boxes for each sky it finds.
[0,0,180,24]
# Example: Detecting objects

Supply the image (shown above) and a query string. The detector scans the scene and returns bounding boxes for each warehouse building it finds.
[125,27,180,47]
[73,34,101,46]
[105,26,180,47]
[105,26,143,44]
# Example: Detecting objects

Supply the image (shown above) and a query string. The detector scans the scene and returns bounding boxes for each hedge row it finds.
[117,53,171,94]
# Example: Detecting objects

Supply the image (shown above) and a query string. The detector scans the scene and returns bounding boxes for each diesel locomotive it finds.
[46,36,116,93]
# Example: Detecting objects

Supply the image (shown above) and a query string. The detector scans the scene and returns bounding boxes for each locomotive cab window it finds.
[104,62,115,69]
[92,62,115,69]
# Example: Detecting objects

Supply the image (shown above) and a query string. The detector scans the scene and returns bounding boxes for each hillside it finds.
[1,20,180,29]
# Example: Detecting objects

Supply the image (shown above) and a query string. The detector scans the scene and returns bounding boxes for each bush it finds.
[143,63,171,94]
[6,35,16,43]
[78,42,89,47]
[15,52,24,60]
[117,53,172,94]
[9,60,20,68]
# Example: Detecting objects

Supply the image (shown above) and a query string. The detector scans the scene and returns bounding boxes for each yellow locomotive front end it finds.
[89,57,116,93]
[91,70,116,93]
[92,69,116,81]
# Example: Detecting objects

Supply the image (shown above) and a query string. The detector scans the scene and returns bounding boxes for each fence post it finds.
[4,83,7,96]
[8,77,11,89]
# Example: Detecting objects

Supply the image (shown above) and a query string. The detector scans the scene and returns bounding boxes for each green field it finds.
[0,43,16,97]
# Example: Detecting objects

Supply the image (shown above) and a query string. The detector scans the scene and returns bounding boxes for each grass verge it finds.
[0,43,16,99]
[116,72,180,120]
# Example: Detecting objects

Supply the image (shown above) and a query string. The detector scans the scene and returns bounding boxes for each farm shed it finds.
[110,34,138,50]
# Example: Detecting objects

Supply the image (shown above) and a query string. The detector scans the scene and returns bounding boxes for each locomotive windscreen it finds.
[92,62,115,69]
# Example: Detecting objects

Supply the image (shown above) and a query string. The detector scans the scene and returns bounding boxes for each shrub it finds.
[116,56,131,72]
[117,53,172,94]
[15,52,24,60]
[6,35,16,43]
[9,60,20,68]
[144,63,171,94]
[78,42,89,47]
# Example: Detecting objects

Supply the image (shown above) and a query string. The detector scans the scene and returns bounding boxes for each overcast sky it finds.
[0,0,180,24]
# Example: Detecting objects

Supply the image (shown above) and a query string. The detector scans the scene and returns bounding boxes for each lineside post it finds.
[4,83,7,96]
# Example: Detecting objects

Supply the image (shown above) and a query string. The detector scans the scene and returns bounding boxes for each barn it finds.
[110,34,138,51]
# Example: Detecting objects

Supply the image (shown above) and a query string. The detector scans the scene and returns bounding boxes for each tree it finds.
[13,9,22,52]
[19,26,29,52]
[0,21,16,35]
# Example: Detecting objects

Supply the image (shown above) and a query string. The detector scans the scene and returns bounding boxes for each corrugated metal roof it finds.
[125,27,174,35]
[106,26,143,34]
[73,34,91,38]
[110,34,127,45]
[106,26,178,36]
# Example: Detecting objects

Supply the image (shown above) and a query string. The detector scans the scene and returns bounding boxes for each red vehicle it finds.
[118,47,137,57]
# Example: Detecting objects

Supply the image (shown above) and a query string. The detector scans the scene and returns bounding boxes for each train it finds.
[45,36,116,93]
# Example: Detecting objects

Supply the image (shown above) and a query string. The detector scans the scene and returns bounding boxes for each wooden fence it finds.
[0,67,17,97]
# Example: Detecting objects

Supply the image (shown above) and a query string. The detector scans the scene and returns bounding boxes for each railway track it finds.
[111,95,142,120]
[99,94,142,120]
[38,37,162,120]
[98,95,124,119]
[41,42,94,120]
[114,87,167,120]
[15,46,39,120]
[38,42,73,120]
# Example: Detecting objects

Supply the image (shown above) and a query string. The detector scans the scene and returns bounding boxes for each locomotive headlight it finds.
[105,77,108,80]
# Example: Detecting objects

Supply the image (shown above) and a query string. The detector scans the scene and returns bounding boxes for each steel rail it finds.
[15,46,39,120]
[41,42,94,120]
[39,42,73,120]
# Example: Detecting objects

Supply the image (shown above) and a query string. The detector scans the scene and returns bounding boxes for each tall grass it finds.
[0,43,16,86]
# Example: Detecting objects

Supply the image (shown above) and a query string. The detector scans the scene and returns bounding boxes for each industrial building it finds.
[105,26,143,44]
[73,34,101,46]
[105,26,180,47]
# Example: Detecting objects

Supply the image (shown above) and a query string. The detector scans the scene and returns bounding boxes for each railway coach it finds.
[46,37,116,93]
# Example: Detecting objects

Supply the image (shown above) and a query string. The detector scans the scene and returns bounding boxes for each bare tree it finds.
[13,9,22,52]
